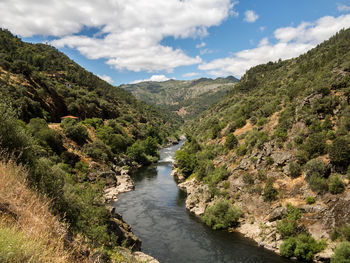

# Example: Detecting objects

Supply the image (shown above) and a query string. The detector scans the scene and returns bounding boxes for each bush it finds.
[280,234,326,261]
[263,178,278,202]
[328,137,350,169]
[329,174,345,194]
[202,199,242,230]
[236,144,247,156]
[303,133,326,158]
[277,204,302,238]
[289,162,302,178]
[174,149,197,177]
[61,119,88,145]
[308,174,329,193]
[203,166,229,186]
[266,156,274,165]
[225,133,238,150]
[83,141,113,162]
[331,242,350,263]
[304,159,329,179]
[306,196,315,204]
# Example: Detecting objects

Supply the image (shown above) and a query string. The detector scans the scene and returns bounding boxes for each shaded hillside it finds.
[175,28,350,261]
[121,76,238,119]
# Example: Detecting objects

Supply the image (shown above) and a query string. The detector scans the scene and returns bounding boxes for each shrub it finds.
[328,137,350,169]
[202,200,242,230]
[83,140,112,162]
[308,174,329,193]
[204,166,229,186]
[225,133,238,150]
[243,173,254,185]
[306,196,315,204]
[303,133,326,158]
[304,159,329,179]
[266,156,274,165]
[329,174,345,194]
[236,144,247,156]
[174,150,197,177]
[289,162,302,178]
[263,178,278,202]
[61,119,89,145]
[331,242,350,263]
[277,204,302,238]
[280,234,326,261]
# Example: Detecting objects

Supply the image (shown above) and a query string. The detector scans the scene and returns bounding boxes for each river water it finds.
[113,142,298,263]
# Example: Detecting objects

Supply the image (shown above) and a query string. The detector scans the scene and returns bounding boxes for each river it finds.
[113,142,299,263]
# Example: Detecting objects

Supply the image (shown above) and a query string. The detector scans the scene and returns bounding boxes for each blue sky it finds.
[1,0,350,85]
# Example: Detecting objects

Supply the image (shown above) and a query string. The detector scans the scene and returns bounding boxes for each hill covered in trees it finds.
[121,76,238,120]
[0,28,180,262]
[175,28,350,262]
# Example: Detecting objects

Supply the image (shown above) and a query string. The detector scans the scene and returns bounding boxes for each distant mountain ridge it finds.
[121,76,238,120]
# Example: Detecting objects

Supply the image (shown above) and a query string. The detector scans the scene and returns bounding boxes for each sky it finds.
[1,1,350,85]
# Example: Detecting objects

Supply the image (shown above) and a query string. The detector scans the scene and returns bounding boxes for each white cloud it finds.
[199,14,350,77]
[183,72,199,78]
[259,26,266,32]
[196,42,206,48]
[337,4,350,12]
[244,10,259,23]
[131,75,172,84]
[97,74,114,84]
[0,0,237,73]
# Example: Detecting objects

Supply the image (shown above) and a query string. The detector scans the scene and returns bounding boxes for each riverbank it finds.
[172,167,334,262]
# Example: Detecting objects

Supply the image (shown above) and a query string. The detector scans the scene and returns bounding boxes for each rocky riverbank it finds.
[100,158,160,263]
[172,166,339,262]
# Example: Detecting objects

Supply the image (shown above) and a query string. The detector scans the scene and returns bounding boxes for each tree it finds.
[329,137,350,169]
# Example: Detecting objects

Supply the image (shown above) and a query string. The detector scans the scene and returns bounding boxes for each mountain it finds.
[0,28,179,261]
[175,28,350,261]
[121,76,238,120]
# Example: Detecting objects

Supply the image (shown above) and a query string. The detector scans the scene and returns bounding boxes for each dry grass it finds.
[0,159,83,263]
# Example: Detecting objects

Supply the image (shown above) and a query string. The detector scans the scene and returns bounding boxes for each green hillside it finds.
[0,28,180,261]
[121,76,238,120]
[176,28,350,261]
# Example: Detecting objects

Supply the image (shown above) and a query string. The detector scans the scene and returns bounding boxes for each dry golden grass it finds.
[0,159,85,263]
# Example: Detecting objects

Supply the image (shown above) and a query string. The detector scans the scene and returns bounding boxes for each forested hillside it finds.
[175,28,350,262]
[121,76,238,120]
[0,28,179,262]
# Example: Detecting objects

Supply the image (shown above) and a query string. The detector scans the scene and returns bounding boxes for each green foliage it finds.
[329,174,345,194]
[127,138,159,165]
[289,162,302,178]
[263,178,278,202]
[202,199,242,230]
[332,226,350,242]
[303,133,326,159]
[60,119,89,145]
[83,140,113,162]
[280,234,326,261]
[304,159,329,193]
[306,196,315,204]
[328,137,350,169]
[331,242,350,263]
[277,204,302,238]
[225,133,238,149]
[266,156,274,165]
[203,166,229,187]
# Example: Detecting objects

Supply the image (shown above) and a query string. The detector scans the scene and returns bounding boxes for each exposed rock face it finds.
[133,252,160,263]
[178,178,211,216]
[107,212,141,251]
[104,173,135,203]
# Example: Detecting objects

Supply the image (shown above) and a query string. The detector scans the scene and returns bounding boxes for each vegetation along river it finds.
[113,142,300,263]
